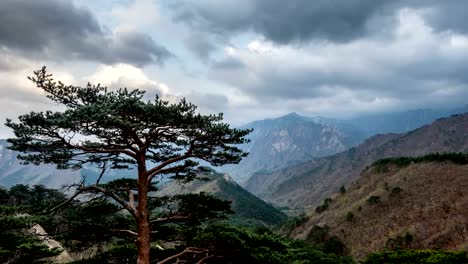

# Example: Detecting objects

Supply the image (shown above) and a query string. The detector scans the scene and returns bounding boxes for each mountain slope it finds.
[157,172,288,226]
[223,113,365,184]
[0,139,127,188]
[0,139,81,188]
[245,113,468,209]
[291,157,468,260]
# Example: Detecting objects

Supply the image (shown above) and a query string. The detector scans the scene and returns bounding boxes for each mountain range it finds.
[245,112,468,209]
[223,106,468,184]
[222,112,366,183]
[1,106,467,217]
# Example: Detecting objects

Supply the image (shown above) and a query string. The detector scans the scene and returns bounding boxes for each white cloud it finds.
[88,63,169,95]
[111,0,160,32]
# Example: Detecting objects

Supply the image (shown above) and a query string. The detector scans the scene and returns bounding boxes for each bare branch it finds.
[78,185,138,219]
[158,247,208,264]
[96,161,107,185]
[110,229,138,237]
[196,255,218,264]
[41,190,82,214]
[150,215,191,224]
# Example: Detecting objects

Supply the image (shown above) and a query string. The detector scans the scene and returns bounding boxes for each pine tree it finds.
[6,67,251,264]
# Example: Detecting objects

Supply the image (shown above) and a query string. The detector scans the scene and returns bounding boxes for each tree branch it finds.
[41,190,82,215]
[78,185,138,219]
[96,161,107,185]
[146,141,196,181]
[158,247,208,264]
[150,215,191,224]
[110,229,138,237]
[196,255,218,264]
[54,131,137,159]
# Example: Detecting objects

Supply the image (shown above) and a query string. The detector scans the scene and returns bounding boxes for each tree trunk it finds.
[136,210,151,264]
[137,156,151,264]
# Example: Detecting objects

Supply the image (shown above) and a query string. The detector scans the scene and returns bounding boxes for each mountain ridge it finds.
[157,171,288,226]
[245,113,468,209]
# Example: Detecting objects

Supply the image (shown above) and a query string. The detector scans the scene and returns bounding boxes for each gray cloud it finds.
[206,3,468,114]
[0,0,172,66]
[171,0,468,45]
[184,32,218,61]
[186,92,229,113]
[172,0,390,43]
[413,0,468,34]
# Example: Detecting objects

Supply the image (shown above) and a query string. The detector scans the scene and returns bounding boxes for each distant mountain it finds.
[157,171,288,226]
[222,112,366,184]
[0,139,81,188]
[245,113,468,209]
[290,156,468,260]
[346,105,468,136]
[0,139,125,188]
[223,106,468,185]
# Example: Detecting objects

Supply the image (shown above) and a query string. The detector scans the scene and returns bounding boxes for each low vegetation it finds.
[363,250,468,264]
[315,197,333,214]
[0,184,356,263]
[372,152,468,169]
[291,155,468,260]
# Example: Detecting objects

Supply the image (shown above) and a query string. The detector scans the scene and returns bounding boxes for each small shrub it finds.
[384,182,390,191]
[315,198,332,214]
[346,212,355,222]
[306,225,347,256]
[391,187,403,195]
[339,186,346,194]
[385,232,413,250]
[367,196,380,205]
[315,204,327,213]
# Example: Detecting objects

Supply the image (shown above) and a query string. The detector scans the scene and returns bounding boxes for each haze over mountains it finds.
[224,105,468,184]
[246,112,468,209]
[222,112,366,183]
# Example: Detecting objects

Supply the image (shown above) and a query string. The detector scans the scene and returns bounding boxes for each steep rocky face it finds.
[245,113,468,209]
[157,172,288,226]
[291,161,468,260]
[222,113,365,184]
[29,224,74,263]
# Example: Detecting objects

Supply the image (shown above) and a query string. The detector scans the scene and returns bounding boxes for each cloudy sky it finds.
[1,0,468,137]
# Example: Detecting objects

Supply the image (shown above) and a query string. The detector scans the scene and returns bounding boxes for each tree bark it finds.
[136,155,151,264]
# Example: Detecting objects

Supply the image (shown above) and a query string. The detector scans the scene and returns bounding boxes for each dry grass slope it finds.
[292,160,468,260]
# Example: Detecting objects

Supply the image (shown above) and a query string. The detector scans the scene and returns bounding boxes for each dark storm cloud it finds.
[172,0,468,44]
[172,0,389,43]
[0,0,172,66]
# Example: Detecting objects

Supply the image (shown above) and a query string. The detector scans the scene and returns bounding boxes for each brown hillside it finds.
[292,161,468,260]
[245,113,468,209]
